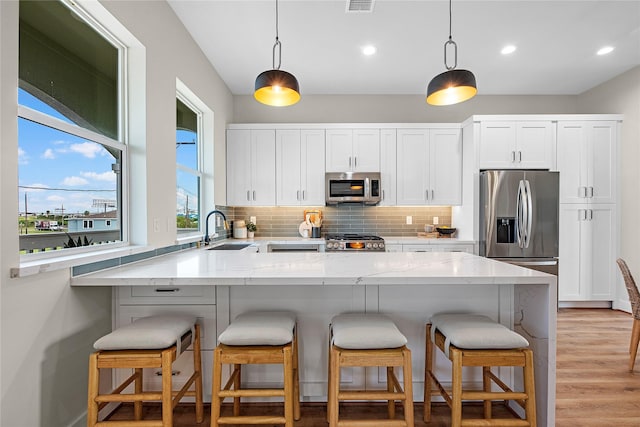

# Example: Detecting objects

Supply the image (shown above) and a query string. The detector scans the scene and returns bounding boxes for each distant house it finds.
[66,210,119,232]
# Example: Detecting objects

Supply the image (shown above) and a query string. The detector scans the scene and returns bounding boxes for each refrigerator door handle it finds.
[524,179,533,248]
[516,180,526,248]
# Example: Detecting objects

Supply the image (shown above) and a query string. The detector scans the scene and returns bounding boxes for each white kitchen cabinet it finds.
[379,129,397,206]
[226,129,276,206]
[276,129,325,206]
[558,204,616,301]
[325,129,380,172]
[401,243,474,253]
[557,121,617,204]
[479,121,555,170]
[396,128,462,206]
[114,288,217,401]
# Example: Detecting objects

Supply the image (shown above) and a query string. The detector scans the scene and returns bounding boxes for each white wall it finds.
[577,65,640,310]
[0,1,233,426]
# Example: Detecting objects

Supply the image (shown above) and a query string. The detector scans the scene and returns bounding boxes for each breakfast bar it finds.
[71,248,557,425]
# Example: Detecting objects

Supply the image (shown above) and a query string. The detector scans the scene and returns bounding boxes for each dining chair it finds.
[616,258,640,371]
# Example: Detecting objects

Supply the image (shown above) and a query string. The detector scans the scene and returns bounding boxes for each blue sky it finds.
[18,89,200,219]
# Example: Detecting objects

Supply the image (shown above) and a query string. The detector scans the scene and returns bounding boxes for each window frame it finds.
[175,91,204,237]
[17,0,129,261]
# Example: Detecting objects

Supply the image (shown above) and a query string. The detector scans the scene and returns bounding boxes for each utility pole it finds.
[24,193,28,235]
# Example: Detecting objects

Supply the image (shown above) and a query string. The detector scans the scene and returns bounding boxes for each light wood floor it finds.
[107,308,640,426]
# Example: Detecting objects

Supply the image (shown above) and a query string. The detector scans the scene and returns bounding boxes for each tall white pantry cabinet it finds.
[556,120,620,301]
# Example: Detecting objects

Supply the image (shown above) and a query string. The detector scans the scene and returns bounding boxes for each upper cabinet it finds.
[325,129,380,172]
[379,129,397,206]
[226,129,276,206]
[396,128,462,206]
[557,121,617,204]
[276,130,325,206]
[479,121,555,170]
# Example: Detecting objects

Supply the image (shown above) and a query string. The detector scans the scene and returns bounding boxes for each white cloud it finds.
[18,147,29,165]
[47,195,65,202]
[42,148,55,159]
[62,176,89,186]
[81,171,116,182]
[22,183,49,193]
[69,142,106,158]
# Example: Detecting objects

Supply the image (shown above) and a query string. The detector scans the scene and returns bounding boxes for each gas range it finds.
[325,234,385,252]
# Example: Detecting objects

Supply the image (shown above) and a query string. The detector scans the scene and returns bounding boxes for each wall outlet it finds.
[433,216,439,225]
[250,216,256,224]
[406,216,412,225]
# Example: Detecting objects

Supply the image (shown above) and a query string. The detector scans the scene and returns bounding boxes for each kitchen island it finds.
[71,249,556,425]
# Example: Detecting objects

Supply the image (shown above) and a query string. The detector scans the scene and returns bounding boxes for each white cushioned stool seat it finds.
[331,313,408,349]
[430,313,529,356]
[218,311,296,346]
[93,314,196,354]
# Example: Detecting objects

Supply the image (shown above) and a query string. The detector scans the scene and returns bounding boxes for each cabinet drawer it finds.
[117,304,217,350]
[114,350,213,402]
[118,285,215,305]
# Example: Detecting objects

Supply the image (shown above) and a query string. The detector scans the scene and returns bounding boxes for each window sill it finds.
[12,245,152,278]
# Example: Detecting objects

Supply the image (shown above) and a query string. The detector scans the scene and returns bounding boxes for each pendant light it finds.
[254,0,300,107]
[426,0,477,106]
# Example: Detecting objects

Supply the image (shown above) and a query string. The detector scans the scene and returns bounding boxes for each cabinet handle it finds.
[580,209,587,221]
[588,209,593,220]
[425,189,429,200]
[382,189,385,200]
[156,370,181,376]
[154,288,180,293]
[253,190,256,201]
[589,186,594,198]
[511,151,516,162]
[297,190,300,201]
[518,151,522,162]
[302,190,306,200]
[579,187,587,198]
[431,189,435,200]
[247,190,251,201]
[349,156,352,168]
[354,157,358,168]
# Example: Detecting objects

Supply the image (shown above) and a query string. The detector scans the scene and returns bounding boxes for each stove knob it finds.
[327,242,334,249]
[366,243,372,249]
[373,243,379,248]
[379,242,385,250]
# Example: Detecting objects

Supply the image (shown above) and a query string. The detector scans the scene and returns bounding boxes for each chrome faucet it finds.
[204,210,229,245]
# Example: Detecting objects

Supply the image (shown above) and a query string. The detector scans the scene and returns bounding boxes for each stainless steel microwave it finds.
[325,172,381,205]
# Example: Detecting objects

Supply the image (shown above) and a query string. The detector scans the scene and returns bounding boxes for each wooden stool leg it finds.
[424,324,434,422]
[387,367,396,419]
[211,347,223,427]
[233,364,241,416]
[483,366,492,419]
[630,319,640,371]
[293,331,301,421]
[402,346,415,427]
[523,349,537,427]
[193,324,204,423]
[161,349,173,427]
[283,346,294,427]
[451,348,463,427]
[87,353,99,427]
[134,368,143,420]
[328,345,340,427]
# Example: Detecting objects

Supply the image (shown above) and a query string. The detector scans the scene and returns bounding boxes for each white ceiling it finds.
[167,0,640,96]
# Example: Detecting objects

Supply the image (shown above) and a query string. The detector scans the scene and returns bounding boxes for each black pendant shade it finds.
[426,69,477,106]
[254,69,300,107]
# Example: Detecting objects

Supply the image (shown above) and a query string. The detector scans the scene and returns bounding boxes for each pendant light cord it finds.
[444,0,458,70]
[272,0,282,70]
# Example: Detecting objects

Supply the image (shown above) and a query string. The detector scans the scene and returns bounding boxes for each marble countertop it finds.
[71,248,555,287]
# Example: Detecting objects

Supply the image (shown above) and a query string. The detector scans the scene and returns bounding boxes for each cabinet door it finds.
[588,205,615,299]
[478,122,516,169]
[325,129,353,172]
[516,122,555,169]
[429,129,462,205]
[353,129,380,172]
[301,130,326,205]
[379,129,397,206]
[396,129,429,205]
[250,130,276,205]
[589,122,616,204]
[226,129,252,206]
[557,123,587,203]
[276,130,302,206]
[558,205,584,300]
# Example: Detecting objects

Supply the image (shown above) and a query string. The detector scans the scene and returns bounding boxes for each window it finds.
[17,0,126,254]
[176,96,202,235]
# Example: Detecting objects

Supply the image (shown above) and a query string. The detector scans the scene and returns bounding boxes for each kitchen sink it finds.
[208,243,252,251]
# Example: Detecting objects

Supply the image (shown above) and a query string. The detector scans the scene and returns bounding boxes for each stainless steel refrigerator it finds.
[479,170,559,275]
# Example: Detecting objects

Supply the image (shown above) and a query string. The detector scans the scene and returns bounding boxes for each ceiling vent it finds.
[346,0,375,13]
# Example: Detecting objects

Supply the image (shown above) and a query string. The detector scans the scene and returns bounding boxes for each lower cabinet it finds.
[115,287,216,401]
[401,243,475,253]
[558,204,616,301]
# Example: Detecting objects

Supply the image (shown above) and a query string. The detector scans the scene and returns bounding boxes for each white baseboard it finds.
[558,301,612,309]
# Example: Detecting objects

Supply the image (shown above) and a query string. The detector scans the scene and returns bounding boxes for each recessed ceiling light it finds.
[362,45,376,56]
[597,46,614,55]
[501,45,517,55]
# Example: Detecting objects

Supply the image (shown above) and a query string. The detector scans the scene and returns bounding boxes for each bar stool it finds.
[424,313,536,427]
[328,313,414,427]
[211,311,300,427]
[87,314,203,427]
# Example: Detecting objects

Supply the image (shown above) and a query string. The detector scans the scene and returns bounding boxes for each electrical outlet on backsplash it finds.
[220,205,452,238]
